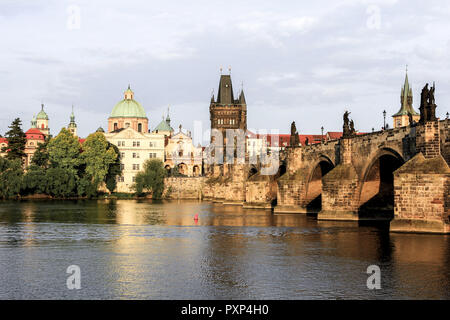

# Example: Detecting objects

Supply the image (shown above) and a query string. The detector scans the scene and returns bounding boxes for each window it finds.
[125,123,130,128]
[132,141,140,147]
[120,164,124,170]
[133,153,140,158]
[114,123,118,131]
[138,123,142,132]
[132,176,136,182]
[133,164,140,170]
[149,153,156,158]
[117,176,124,182]
[121,152,125,158]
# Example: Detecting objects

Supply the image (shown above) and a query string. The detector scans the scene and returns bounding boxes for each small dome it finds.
[96,127,105,133]
[109,86,147,119]
[37,104,49,120]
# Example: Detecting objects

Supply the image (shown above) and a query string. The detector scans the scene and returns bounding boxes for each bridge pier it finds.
[318,163,361,220]
[390,121,450,234]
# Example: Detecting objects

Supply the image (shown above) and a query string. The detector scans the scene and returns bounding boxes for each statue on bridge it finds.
[350,119,355,135]
[343,110,353,138]
[290,121,300,147]
[419,82,437,124]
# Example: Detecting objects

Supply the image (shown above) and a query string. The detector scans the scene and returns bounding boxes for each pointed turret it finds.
[392,68,420,128]
[216,75,234,104]
[31,115,37,128]
[239,89,246,105]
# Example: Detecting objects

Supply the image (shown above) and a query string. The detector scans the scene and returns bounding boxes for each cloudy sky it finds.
[1,0,450,142]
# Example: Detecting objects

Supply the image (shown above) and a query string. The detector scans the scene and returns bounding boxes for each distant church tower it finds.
[68,106,77,136]
[36,104,50,136]
[392,69,420,128]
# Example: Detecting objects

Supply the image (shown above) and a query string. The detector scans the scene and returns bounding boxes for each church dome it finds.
[109,86,147,119]
[36,104,49,120]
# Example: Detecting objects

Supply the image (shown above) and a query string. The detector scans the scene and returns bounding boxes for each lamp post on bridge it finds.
[321,126,324,143]
[383,110,386,130]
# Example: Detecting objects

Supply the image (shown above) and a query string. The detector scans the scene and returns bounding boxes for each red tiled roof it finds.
[326,131,342,140]
[0,137,7,144]
[25,128,46,141]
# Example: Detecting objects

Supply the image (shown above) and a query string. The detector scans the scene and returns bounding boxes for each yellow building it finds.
[104,86,165,192]
[392,70,420,128]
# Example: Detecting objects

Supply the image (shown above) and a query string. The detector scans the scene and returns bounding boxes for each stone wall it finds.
[163,177,205,200]
[391,153,450,233]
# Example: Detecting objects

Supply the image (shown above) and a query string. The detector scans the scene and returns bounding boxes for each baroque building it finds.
[164,125,203,176]
[392,70,420,128]
[104,86,165,192]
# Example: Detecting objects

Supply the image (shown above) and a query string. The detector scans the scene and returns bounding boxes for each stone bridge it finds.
[203,120,450,234]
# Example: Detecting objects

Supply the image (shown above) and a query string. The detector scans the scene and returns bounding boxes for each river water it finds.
[0,200,448,300]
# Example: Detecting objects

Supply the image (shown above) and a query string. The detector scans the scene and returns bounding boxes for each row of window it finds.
[113,123,143,132]
[117,176,138,183]
[116,141,159,147]
[120,152,161,159]
[217,118,236,125]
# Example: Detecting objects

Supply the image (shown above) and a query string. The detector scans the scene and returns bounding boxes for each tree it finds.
[105,143,122,193]
[31,140,49,168]
[0,157,24,199]
[81,132,118,189]
[1,118,26,161]
[45,167,76,197]
[132,159,167,198]
[47,128,81,176]
[22,165,47,195]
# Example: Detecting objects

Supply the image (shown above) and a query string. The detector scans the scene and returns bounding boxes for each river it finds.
[0,200,448,299]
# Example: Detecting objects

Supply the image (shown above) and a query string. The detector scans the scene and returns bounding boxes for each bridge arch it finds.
[358,148,404,218]
[305,155,335,212]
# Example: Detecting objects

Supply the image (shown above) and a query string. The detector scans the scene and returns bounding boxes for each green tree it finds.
[81,132,118,189]
[47,128,81,176]
[22,165,47,195]
[31,140,49,168]
[105,143,122,193]
[1,118,26,161]
[0,157,24,199]
[132,159,167,198]
[45,167,76,197]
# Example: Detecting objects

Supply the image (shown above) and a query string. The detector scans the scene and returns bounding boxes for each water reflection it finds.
[0,200,449,299]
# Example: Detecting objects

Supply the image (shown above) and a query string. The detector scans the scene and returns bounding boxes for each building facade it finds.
[104,86,165,192]
[164,126,203,176]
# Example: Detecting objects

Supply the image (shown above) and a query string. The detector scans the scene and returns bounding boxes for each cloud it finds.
[1,0,450,137]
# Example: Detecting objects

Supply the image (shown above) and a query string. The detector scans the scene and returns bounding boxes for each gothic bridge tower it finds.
[209,73,247,165]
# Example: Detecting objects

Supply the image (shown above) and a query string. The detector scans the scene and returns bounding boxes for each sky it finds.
[1,0,450,143]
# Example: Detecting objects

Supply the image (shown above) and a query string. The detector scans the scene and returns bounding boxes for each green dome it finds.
[109,87,147,119]
[110,99,147,118]
[37,104,49,120]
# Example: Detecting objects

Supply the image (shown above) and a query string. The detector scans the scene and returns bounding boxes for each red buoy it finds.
[194,213,199,221]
